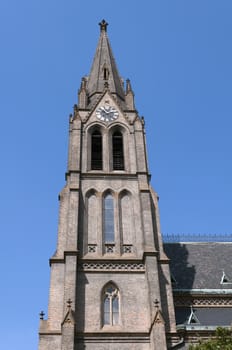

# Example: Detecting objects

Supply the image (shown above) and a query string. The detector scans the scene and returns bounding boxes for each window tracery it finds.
[103,283,119,326]
[84,188,134,256]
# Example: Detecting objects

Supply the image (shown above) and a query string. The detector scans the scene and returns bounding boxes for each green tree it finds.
[189,327,232,350]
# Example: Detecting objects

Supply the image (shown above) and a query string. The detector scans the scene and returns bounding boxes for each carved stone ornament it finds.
[105,243,115,253]
[79,262,145,272]
[174,295,232,307]
[123,245,133,253]
[88,244,97,253]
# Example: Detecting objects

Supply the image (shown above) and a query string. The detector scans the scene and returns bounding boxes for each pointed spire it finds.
[125,79,135,110]
[126,79,133,94]
[86,20,125,107]
[78,77,87,108]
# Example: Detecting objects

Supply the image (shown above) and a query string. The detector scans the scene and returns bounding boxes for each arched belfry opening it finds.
[112,131,124,170]
[91,129,102,170]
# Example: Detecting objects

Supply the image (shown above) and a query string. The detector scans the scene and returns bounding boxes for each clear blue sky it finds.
[0,0,232,348]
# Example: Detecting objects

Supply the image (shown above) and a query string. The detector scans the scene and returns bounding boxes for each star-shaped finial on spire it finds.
[99,19,108,32]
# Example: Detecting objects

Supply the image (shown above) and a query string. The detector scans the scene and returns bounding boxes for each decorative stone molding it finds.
[174,295,232,307]
[105,243,115,253]
[61,299,76,327]
[123,244,133,253]
[88,244,97,253]
[79,262,145,272]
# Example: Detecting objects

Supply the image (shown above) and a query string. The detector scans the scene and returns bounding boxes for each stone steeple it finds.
[38,20,178,350]
[85,20,125,108]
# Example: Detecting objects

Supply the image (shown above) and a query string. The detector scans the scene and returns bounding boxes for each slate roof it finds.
[175,307,232,326]
[163,242,232,290]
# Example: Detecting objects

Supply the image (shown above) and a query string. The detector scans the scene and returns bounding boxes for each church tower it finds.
[38,20,177,350]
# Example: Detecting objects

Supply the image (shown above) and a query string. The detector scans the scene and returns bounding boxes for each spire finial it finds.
[67,298,72,310]
[154,299,159,310]
[99,19,108,32]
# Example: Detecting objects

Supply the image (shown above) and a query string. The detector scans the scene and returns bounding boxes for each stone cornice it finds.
[173,289,232,295]
[49,250,79,266]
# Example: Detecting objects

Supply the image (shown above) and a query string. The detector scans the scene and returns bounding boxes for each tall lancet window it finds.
[91,130,102,170]
[103,283,119,326]
[103,194,114,243]
[112,131,124,170]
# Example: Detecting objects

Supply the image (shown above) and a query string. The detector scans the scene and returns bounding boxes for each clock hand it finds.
[101,106,113,114]
[103,108,111,114]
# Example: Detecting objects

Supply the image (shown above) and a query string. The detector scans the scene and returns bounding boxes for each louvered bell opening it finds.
[91,131,102,170]
[113,132,124,170]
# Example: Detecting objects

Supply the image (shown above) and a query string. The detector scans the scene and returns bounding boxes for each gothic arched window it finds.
[103,194,115,243]
[87,191,98,247]
[91,130,102,170]
[103,283,119,326]
[119,191,133,248]
[112,131,124,170]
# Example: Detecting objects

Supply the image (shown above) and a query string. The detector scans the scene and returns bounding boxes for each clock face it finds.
[96,102,119,122]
